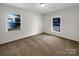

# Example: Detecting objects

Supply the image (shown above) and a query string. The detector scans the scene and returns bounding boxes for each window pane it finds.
[53,17,60,32]
[8,13,21,31]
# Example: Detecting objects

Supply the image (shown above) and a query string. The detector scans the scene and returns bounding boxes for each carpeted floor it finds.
[0,33,79,56]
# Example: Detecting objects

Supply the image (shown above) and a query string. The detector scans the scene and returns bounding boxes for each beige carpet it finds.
[0,33,79,56]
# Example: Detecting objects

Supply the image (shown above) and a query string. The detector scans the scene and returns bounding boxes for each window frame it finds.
[51,16,62,33]
[5,12,22,32]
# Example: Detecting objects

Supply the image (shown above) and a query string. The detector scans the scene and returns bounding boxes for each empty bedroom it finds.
[0,3,79,56]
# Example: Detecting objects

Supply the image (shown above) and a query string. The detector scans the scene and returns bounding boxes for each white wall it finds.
[43,5,79,42]
[0,4,43,44]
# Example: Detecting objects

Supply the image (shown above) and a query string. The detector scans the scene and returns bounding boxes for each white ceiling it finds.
[5,3,79,14]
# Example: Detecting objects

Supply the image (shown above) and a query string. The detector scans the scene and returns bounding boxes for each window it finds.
[8,13,21,31]
[51,17,61,32]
